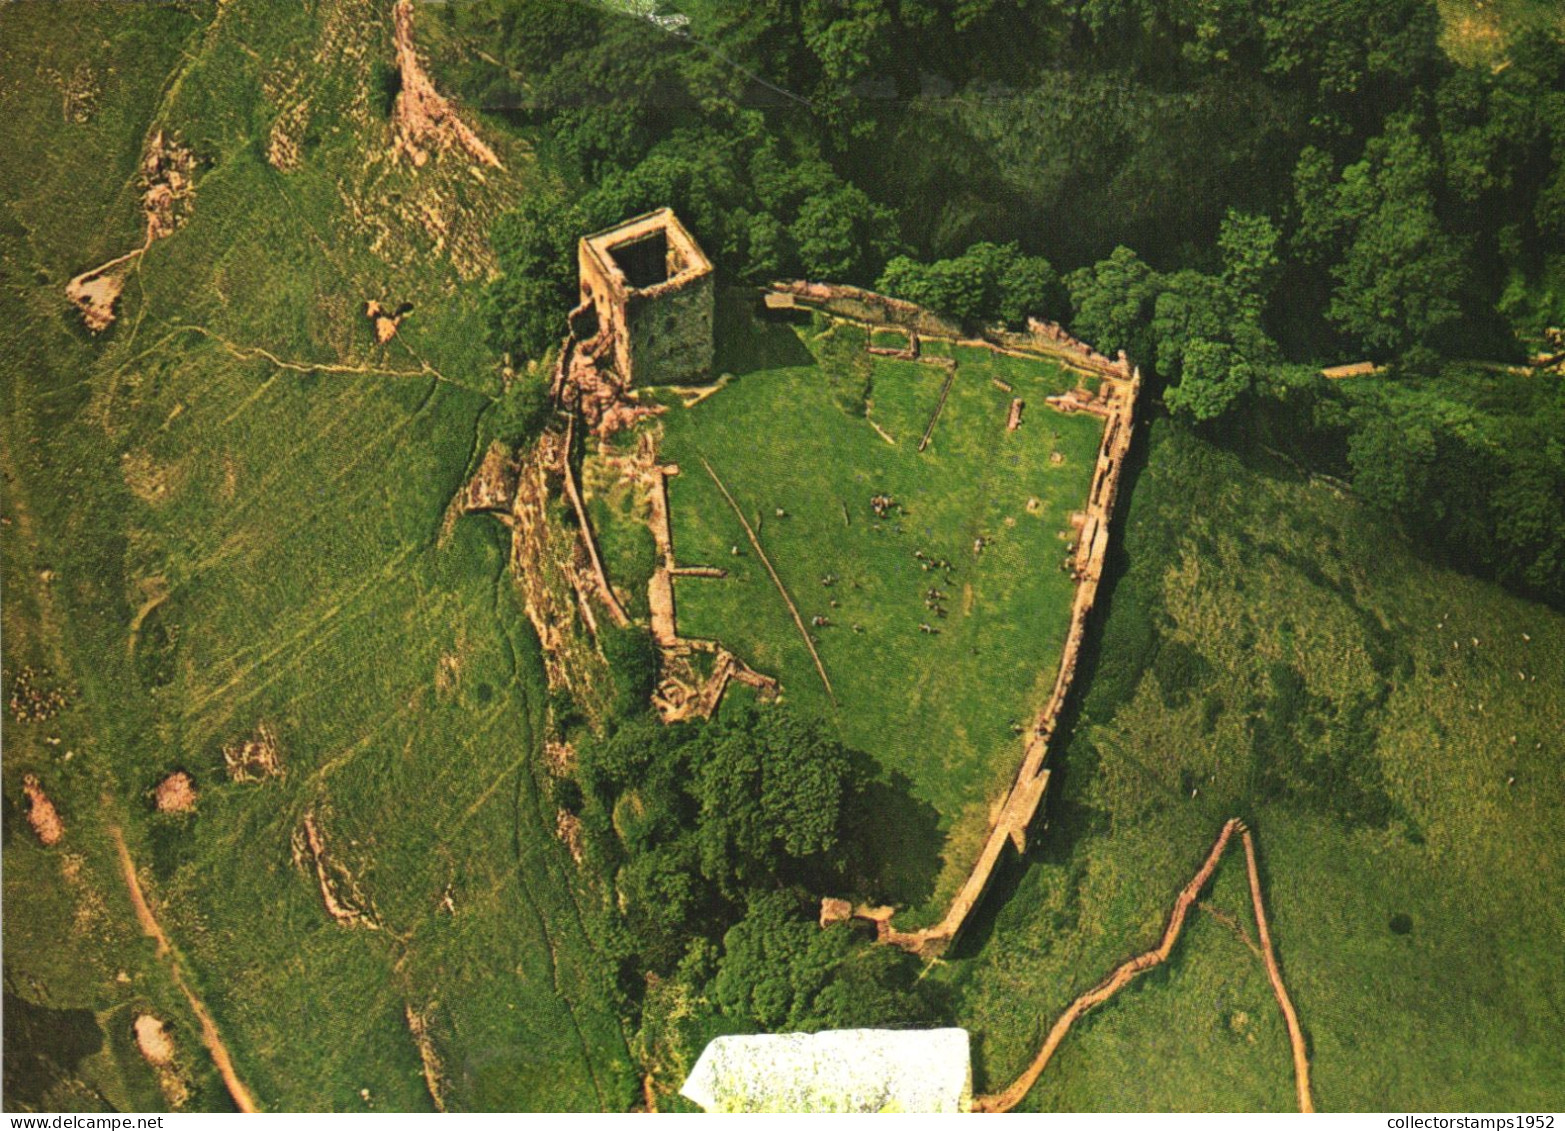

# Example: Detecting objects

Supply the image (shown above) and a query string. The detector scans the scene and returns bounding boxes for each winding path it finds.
[110,823,261,1113]
[973,819,1313,1114]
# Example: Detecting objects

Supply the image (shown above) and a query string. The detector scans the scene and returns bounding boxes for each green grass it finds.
[869,327,912,351]
[2,0,633,1112]
[1437,0,1565,67]
[940,424,1565,1111]
[584,456,658,621]
[634,308,1103,919]
[1001,856,1299,1113]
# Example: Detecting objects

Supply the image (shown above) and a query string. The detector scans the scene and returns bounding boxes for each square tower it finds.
[579,209,714,386]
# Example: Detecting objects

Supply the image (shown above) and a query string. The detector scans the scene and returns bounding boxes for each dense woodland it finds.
[438,0,1565,610]
[427,0,1565,1076]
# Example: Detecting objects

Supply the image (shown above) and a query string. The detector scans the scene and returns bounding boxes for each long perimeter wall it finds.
[774,282,1142,957]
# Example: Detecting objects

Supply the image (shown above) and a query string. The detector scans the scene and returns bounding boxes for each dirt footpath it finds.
[974,819,1313,1114]
[109,823,260,1113]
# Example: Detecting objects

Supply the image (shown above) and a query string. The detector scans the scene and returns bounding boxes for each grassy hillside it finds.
[941,423,1565,1111]
[1,0,633,1112]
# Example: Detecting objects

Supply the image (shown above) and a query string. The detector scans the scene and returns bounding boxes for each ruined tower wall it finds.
[578,242,630,376]
[623,271,714,385]
[579,208,714,386]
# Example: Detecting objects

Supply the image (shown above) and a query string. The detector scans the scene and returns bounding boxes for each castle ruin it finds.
[577,208,714,387]
[472,218,1143,961]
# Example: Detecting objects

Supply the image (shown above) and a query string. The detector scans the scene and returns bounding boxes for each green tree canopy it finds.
[877,242,1059,327]
[792,184,899,281]
[1218,209,1283,320]
[712,891,925,1032]
[1163,338,1254,423]
[484,194,587,362]
[1293,116,1469,354]
[693,707,860,894]
[1065,245,1162,364]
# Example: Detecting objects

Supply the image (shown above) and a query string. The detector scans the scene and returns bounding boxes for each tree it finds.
[1065,246,1162,364]
[591,128,743,259]
[692,707,858,894]
[791,184,898,282]
[997,252,1061,326]
[739,209,791,280]
[483,275,566,365]
[1346,394,1442,521]
[483,372,552,447]
[807,943,930,1030]
[1149,269,1237,378]
[478,0,602,78]
[529,15,682,178]
[749,141,841,218]
[713,890,842,1030]
[713,890,927,1031]
[1164,338,1254,423]
[484,195,586,361]
[877,253,986,321]
[619,841,705,971]
[800,0,895,134]
[876,242,1058,326]
[1493,450,1565,596]
[1253,0,1443,109]
[577,716,691,799]
[1218,209,1282,320]
[600,624,659,720]
[1292,116,1469,353]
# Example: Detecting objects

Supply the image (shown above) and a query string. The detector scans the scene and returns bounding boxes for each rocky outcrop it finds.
[390,0,503,171]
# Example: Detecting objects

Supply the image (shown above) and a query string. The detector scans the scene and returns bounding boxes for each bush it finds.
[877,242,1059,327]
[600,624,658,720]
[712,891,927,1032]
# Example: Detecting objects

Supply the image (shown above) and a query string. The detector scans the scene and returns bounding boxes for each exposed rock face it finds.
[22,775,64,846]
[133,1013,191,1108]
[133,1014,176,1068]
[65,130,196,333]
[460,441,518,514]
[365,299,406,343]
[64,268,125,334]
[153,771,198,813]
[681,1028,972,1113]
[390,0,503,171]
[293,809,380,929]
[223,723,283,782]
[818,897,852,926]
[404,1004,448,1112]
[141,130,197,242]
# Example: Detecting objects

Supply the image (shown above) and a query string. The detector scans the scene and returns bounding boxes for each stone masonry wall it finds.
[624,269,714,385]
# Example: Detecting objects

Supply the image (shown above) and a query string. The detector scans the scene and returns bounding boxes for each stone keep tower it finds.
[578,208,714,386]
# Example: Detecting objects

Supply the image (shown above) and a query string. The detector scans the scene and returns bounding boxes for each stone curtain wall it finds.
[771,279,967,339]
[776,281,1143,957]
[513,272,1142,946]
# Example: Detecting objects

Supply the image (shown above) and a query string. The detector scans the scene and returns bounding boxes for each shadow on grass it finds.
[841,760,944,911]
[714,287,815,376]
[1,987,105,1110]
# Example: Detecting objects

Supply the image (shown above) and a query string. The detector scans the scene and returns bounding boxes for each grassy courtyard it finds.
[636,308,1105,920]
